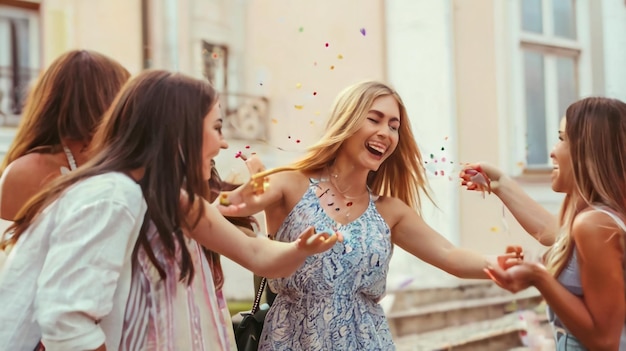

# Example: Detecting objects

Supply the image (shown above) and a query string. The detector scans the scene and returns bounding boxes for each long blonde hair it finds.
[544,97,626,275]
[255,81,432,212]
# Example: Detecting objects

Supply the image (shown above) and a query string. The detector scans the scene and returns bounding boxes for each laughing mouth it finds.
[366,142,386,157]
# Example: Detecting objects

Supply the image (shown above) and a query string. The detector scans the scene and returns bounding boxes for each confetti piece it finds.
[444,136,449,140]
[429,154,434,159]
[314,111,321,115]
[235,151,242,158]
[245,145,250,149]
[310,121,315,125]
[517,162,525,168]
[441,147,445,151]
[325,42,329,47]
[313,91,317,96]
[330,65,335,70]
[337,54,343,59]
[271,118,278,124]
[212,53,218,59]
[296,83,302,89]
[314,61,317,66]
[441,157,447,162]
[490,226,500,233]
[359,28,367,36]
[294,105,304,110]
[298,26,303,32]
[296,139,301,143]
[219,193,230,206]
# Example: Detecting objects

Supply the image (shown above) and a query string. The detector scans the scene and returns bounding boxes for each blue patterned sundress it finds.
[259,179,395,351]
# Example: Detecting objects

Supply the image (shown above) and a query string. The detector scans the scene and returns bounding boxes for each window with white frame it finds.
[0,4,40,126]
[519,0,582,169]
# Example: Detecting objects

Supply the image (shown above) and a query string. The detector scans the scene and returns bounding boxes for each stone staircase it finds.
[386,280,554,351]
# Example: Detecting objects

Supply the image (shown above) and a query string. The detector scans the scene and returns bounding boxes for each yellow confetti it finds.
[337,54,343,59]
[516,162,525,168]
[294,105,304,110]
[330,65,335,70]
[296,83,302,89]
[309,120,315,125]
[271,118,278,124]
[490,226,500,233]
[314,111,321,115]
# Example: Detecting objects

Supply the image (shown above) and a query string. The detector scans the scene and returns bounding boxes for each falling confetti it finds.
[313,61,317,66]
[337,54,343,59]
[294,105,304,110]
[314,111,321,115]
[271,118,278,124]
[310,121,315,125]
[330,65,335,70]
[296,140,301,143]
[490,226,500,233]
[313,91,317,96]
[245,145,250,149]
[296,83,302,89]
[325,42,329,47]
[298,26,304,32]
[359,28,367,36]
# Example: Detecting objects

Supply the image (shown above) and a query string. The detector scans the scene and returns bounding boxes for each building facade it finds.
[0,0,625,300]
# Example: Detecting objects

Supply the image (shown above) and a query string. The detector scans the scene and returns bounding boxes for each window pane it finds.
[556,56,578,119]
[553,0,576,39]
[523,50,548,166]
[522,0,543,34]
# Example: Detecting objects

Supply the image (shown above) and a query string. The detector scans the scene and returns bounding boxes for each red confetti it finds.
[313,92,317,96]
[325,43,329,47]
[245,145,250,149]
[296,140,301,143]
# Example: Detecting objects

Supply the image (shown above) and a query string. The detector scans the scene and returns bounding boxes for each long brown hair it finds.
[544,97,626,275]
[255,80,433,212]
[3,70,218,284]
[1,50,129,173]
[207,162,255,289]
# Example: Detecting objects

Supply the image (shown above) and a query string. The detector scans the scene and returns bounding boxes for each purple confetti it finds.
[360,28,366,36]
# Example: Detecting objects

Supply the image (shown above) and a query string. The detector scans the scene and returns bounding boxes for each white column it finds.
[384,0,461,290]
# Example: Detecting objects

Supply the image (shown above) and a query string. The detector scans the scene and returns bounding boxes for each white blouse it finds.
[0,172,147,351]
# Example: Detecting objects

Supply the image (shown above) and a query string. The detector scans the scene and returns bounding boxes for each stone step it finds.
[389,280,516,313]
[388,287,542,336]
[394,312,526,351]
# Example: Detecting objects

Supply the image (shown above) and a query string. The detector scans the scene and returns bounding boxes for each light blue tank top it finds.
[548,207,626,350]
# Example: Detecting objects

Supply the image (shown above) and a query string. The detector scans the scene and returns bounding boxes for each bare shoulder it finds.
[572,209,625,245]
[0,153,63,220]
[1,153,61,188]
[374,195,411,228]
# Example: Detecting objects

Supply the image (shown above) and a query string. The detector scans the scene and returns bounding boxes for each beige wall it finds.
[453,0,552,257]
[241,0,386,151]
[41,0,142,73]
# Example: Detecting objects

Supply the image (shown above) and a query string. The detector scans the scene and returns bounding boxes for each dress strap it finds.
[60,145,78,174]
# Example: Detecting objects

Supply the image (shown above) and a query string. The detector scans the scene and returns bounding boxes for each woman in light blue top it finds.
[463,97,626,350]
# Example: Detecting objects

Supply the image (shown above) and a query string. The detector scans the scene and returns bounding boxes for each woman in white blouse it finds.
[0,70,339,351]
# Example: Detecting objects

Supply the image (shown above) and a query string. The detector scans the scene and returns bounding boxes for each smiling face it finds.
[339,95,400,171]
[202,102,228,180]
[550,117,574,193]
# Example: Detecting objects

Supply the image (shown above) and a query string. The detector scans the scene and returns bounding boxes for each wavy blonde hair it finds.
[544,97,626,275]
[255,80,432,212]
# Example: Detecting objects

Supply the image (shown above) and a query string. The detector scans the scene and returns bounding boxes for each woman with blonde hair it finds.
[219,80,520,350]
[0,49,130,221]
[0,70,338,351]
[463,97,626,350]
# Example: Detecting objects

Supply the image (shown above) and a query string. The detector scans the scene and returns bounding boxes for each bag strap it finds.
[250,277,266,314]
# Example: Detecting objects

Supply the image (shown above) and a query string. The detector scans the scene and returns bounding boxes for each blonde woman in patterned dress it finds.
[219,81,521,350]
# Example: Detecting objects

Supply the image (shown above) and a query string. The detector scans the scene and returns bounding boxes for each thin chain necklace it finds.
[318,167,370,221]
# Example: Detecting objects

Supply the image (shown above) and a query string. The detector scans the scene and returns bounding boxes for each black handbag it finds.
[234,277,267,351]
